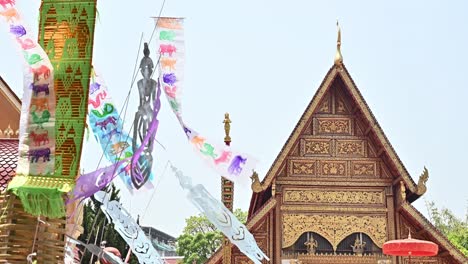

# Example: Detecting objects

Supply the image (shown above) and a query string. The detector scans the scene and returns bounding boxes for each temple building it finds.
[0,76,20,191]
[207,27,467,264]
[0,77,20,140]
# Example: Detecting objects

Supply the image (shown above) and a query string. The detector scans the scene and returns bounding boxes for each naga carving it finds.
[250,171,268,193]
[416,166,429,196]
[399,181,407,203]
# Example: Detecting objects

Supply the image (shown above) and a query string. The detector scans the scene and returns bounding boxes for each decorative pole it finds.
[222,113,233,264]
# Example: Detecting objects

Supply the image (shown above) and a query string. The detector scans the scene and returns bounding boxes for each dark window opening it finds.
[282,232,333,256]
[336,232,382,255]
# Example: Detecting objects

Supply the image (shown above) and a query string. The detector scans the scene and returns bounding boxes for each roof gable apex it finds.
[259,64,418,195]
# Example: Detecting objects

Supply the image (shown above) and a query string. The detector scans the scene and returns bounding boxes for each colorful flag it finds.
[155,17,258,183]
[2,2,61,217]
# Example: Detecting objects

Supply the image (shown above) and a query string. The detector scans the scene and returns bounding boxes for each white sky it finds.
[0,0,467,237]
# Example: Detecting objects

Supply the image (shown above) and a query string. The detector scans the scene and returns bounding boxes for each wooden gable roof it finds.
[0,77,20,191]
[252,63,425,208]
[0,76,20,139]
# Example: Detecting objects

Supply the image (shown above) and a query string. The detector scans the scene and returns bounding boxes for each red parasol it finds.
[383,233,438,263]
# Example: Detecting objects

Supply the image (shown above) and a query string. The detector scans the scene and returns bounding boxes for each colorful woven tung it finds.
[0,0,97,263]
[8,0,97,218]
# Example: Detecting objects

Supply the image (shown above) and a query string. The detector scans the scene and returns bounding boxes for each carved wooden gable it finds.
[280,74,393,181]
[275,66,402,259]
[259,65,418,197]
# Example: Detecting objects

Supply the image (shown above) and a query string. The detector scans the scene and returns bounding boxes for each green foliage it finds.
[177,209,248,264]
[426,200,468,256]
[177,232,223,264]
[79,184,133,263]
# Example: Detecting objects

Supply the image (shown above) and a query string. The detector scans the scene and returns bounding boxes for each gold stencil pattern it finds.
[283,189,384,205]
[352,162,376,176]
[336,140,365,156]
[336,98,348,113]
[290,160,316,176]
[303,140,331,155]
[317,118,351,134]
[321,161,346,176]
[318,98,331,113]
[282,214,387,250]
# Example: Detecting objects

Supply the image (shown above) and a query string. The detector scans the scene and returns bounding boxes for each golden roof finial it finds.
[223,112,231,143]
[334,20,343,67]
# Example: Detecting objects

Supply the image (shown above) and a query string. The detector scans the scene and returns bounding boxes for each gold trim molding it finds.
[276,179,392,187]
[283,189,384,205]
[281,205,387,213]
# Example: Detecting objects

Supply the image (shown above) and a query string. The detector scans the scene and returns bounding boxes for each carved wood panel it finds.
[301,139,332,156]
[282,214,387,250]
[289,160,316,176]
[336,140,366,157]
[316,118,353,135]
[283,189,385,205]
[351,161,377,177]
[319,160,347,176]
[400,256,451,264]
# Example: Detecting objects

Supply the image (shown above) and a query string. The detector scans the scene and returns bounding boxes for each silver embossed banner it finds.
[171,165,269,264]
[94,191,164,264]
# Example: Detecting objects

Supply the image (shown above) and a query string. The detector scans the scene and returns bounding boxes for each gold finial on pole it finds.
[334,20,343,67]
[223,112,231,144]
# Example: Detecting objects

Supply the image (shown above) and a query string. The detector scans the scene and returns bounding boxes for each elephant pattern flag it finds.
[155,17,257,183]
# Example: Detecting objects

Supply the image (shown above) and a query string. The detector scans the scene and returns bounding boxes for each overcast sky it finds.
[0,0,467,237]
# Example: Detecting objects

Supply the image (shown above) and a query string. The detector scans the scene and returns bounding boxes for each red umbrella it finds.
[383,233,438,263]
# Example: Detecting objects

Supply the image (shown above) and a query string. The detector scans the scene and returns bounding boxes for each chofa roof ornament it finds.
[334,20,343,67]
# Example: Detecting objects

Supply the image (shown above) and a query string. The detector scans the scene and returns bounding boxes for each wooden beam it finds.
[392,176,403,186]
[377,146,386,156]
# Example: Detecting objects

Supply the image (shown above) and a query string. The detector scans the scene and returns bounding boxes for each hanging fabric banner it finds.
[94,191,164,264]
[130,43,162,189]
[171,165,269,264]
[67,159,129,204]
[155,17,257,183]
[87,68,154,191]
[1,2,60,217]
[8,0,97,218]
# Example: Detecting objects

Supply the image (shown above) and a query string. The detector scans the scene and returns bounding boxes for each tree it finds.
[426,200,468,256]
[176,209,248,264]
